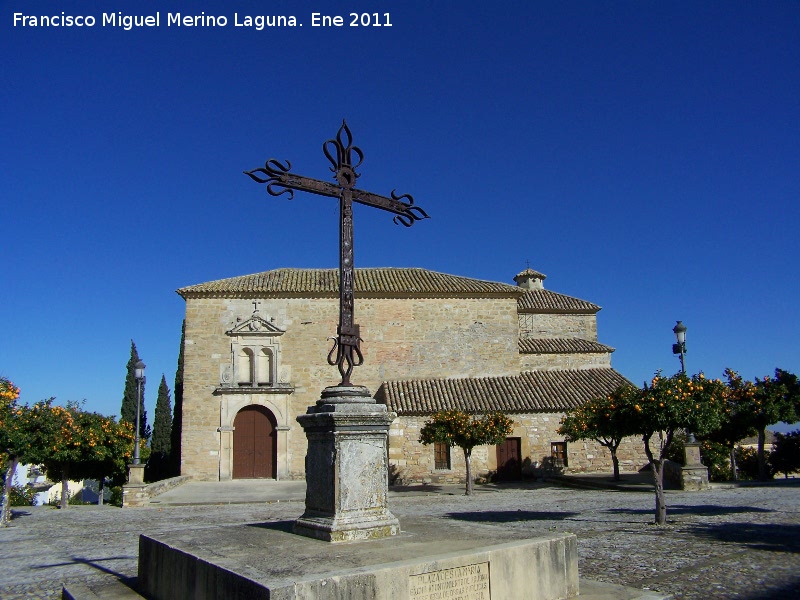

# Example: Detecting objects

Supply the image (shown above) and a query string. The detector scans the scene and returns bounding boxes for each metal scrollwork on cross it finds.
[245,121,429,386]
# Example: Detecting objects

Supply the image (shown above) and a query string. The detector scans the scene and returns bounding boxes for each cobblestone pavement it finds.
[1,483,798,599]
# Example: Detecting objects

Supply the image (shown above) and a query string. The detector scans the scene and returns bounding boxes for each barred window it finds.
[434,442,451,470]
[551,442,568,468]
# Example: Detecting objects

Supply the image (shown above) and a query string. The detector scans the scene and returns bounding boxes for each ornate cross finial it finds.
[252,300,261,313]
[246,123,429,387]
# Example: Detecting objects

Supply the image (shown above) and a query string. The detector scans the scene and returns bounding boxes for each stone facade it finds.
[389,414,645,485]
[177,267,646,483]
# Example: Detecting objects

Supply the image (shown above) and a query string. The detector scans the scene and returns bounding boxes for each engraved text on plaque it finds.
[409,562,491,600]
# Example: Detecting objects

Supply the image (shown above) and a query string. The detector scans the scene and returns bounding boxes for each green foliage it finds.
[38,401,136,507]
[121,340,149,441]
[700,439,735,481]
[420,411,514,495]
[9,484,36,506]
[735,446,763,480]
[108,486,123,507]
[420,411,514,452]
[632,372,727,441]
[559,385,640,479]
[170,320,185,478]
[146,375,173,482]
[559,385,639,445]
[770,430,800,478]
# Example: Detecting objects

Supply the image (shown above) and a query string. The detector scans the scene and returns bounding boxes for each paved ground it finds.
[1,477,798,599]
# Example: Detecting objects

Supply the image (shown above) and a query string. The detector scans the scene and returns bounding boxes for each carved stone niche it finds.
[218,310,291,392]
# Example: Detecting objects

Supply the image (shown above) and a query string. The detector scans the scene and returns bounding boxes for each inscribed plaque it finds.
[409,562,490,600]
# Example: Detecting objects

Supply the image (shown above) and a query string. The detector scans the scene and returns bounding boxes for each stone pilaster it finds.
[294,385,400,542]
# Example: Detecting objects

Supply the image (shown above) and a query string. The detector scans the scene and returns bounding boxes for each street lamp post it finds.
[133,360,146,465]
[672,320,687,374]
[672,321,695,443]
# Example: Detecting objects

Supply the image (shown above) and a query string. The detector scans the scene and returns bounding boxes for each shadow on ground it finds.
[685,522,800,553]
[743,577,800,598]
[446,510,579,523]
[604,505,774,517]
[247,520,296,533]
[390,484,445,493]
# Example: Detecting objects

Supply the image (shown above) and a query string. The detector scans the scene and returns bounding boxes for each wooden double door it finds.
[496,437,522,481]
[233,405,277,479]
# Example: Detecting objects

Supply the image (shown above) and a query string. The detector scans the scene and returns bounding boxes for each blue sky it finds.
[2,1,798,430]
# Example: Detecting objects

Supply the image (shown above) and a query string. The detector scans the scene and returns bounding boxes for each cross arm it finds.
[245,160,340,199]
[352,190,430,227]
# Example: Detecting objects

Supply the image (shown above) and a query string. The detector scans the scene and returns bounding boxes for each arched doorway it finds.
[233,405,277,479]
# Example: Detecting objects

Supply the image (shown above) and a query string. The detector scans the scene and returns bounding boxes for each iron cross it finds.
[245,121,429,387]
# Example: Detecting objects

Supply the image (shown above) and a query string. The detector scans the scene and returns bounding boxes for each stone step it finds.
[61,580,145,600]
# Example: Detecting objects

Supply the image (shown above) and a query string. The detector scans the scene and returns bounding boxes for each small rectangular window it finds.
[434,442,451,470]
[551,442,568,468]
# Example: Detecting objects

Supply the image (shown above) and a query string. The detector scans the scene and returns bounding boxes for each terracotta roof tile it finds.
[517,289,601,313]
[519,338,615,354]
[177,268,521,298]
[376,368,631,415]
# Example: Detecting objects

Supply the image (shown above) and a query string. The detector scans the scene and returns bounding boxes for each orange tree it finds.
[755,370,799,480]
[702,369,758,480]
[41,401,136,508]
[419,410,513,495]
[558,384,639,481]
[629,372,727,525]
[1,388,63,525]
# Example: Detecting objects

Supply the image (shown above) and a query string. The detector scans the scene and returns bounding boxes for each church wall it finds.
[388,414,648,484]
[519,314,597,341]
[519,352,612,372]
[181,294,521,480]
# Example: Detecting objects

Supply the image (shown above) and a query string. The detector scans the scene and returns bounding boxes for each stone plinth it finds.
[137,519,579,600]
[681,443,710,491]
[123,464,149,508]
[294,385,400,542]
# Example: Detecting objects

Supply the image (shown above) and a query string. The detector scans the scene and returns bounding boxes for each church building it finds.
[176,267,644,483]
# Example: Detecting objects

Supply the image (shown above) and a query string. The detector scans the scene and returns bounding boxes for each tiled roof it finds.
[177,268,522,298]
[517,289,601,313]
[376,368,631,415]
[519,338,615,354]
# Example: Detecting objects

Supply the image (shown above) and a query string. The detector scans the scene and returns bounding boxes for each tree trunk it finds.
[98,478,104,506]
[642,435,667,525]
[464,448,473,496]
[610,445,620,481]
[60,467,69,510]
[757,428,769,481]
[1,456,19,527]
[729,447,738,481]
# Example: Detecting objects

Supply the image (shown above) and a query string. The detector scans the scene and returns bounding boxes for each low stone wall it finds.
[123,476,191,508]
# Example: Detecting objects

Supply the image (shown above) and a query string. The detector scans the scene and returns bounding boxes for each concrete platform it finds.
[138,515,579,599]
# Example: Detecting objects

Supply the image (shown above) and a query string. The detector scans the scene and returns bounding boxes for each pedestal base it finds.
[295,385,399,542]
[681,443,710,491]
[137,520,579,600]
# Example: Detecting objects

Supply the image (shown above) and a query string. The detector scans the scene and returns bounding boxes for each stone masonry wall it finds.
[181,294,521,480]
[519,352,611,372]
[519,314,597,341]
[388,413,648,484]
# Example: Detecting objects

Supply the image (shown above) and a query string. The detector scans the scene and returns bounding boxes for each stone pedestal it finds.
[681,442,710,491]
[123,464,149,507]
[294,385,400,542]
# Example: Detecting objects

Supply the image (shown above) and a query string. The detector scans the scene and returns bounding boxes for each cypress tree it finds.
[121,340,149,441]
[151,375,172,455]
[169,320,185,477]
[146,374,173,481]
